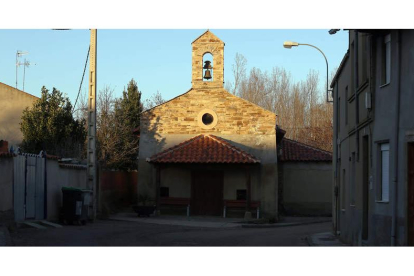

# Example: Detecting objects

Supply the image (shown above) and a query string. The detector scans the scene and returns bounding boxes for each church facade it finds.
[138,30,279,218]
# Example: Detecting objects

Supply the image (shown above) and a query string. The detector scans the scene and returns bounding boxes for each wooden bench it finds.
[223,200,260,219]
[160,197,191,216]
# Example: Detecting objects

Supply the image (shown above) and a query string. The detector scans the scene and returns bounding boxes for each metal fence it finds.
[13,153,46,221]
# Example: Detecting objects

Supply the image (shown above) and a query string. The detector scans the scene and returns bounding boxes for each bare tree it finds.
[144,90,166,110]
[226,54,334,152]
[230,53,247,95]
[73,88,88,123]
[96,85,117,167]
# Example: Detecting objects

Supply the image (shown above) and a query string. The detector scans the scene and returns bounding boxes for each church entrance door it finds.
[191,171,223,216]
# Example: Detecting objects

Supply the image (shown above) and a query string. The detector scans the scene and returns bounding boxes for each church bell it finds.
[203,60,212,80]
[204,69,212,80]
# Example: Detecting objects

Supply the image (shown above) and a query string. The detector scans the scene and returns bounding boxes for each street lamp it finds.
[283,41,333,103]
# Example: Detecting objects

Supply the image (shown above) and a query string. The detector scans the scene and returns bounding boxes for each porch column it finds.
[245,167,252,220]
[246,169,251,211]
[155,164,161,215]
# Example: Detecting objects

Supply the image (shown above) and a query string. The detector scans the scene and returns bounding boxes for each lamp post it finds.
[283,41,333,103]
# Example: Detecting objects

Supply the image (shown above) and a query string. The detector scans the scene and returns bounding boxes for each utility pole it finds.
[87,29,97,220]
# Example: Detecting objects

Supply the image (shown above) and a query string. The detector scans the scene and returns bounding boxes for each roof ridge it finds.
[0,82,39,99]
[142,88,193,114]
[149,134,260,164]
[149,134,204,161]
[222,87,278,117]
[191,30,224,45]
[283,137,332,155]
[191,30,210,44]
[207,135,259,162]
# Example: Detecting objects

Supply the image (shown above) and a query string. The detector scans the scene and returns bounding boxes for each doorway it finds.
[362,136,369,240]
[408,142,414,245]
[191,171,223,216]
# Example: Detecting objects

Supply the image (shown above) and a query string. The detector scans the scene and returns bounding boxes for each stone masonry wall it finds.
[141,88,276,136]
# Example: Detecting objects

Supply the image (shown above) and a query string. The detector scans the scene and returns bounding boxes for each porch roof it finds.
[148,134,260,164]
[280,138,332,162]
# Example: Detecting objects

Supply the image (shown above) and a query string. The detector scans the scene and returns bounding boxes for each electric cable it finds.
[73,45,90,113]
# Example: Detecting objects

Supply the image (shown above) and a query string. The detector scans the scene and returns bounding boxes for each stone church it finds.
[137,30,332,219]
[138,30,278,219]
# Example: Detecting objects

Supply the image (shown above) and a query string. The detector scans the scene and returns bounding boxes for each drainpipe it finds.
[354,31,360,161]
[391,30,401,246]
[334,81,340,234]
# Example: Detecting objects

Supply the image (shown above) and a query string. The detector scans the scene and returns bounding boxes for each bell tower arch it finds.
[191,30,225,89]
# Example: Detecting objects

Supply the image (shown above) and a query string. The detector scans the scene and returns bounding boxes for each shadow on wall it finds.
[0,111,24,148]
[138,110,166,198]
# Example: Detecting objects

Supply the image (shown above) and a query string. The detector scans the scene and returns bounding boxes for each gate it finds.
[13,153,46,221]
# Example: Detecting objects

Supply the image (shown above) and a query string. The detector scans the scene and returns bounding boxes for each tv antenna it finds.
[17,58,36,92]
[16,50,29,89]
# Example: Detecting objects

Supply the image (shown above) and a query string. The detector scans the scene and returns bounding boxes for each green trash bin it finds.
[61,187,92,225]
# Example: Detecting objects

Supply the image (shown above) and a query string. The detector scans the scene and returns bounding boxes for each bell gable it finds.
[191,30,225,89]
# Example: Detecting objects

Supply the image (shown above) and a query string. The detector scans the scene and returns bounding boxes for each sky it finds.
[0,29,349,108]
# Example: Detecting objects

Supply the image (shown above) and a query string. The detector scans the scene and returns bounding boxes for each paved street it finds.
[10,219,330,246]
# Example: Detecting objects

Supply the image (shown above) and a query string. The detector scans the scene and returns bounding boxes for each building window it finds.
[202,113,214,125]
[236,189,247,200]
[380,143,390,202]
[358,33,369,86]
[197,109,218,129]
[381,34,391,85]
[160,187,169,198]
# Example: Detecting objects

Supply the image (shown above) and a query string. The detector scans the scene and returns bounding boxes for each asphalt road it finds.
[10,219,330,246]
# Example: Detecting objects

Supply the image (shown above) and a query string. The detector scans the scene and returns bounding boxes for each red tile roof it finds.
[280,138,332,162]
[46,154,60,160]
[59,163,87,170]
[148,134,260,164]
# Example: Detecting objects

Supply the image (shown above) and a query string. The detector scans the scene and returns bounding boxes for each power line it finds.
[73,45,90,113]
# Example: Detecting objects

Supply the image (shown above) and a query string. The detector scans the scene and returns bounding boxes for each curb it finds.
[107,217,242,229]
[241,219,331,229]
[306,232,348,246]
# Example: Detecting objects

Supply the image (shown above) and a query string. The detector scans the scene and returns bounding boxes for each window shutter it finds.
[381,143,390,201]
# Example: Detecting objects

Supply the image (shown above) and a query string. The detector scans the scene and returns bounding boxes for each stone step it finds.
[39,220,63,228]
[22,221,47,229]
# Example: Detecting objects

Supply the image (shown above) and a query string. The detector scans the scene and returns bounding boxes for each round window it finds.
[202,113,214,125]
[197,109,218,129]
